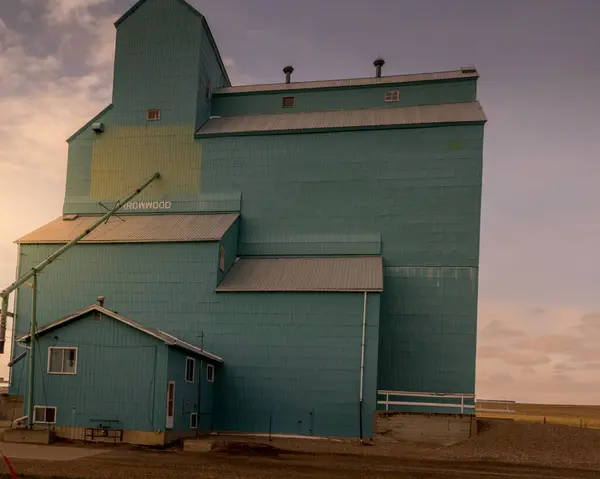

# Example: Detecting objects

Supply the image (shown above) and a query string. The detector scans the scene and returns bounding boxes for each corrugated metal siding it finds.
[217,217,239,285]
[19,305,222,363]
[167,348,216,432]
[216,257,383,292]
[196,24,229,129]
[111,0,203,119]
[11,242,381,438]
[215,70,478,94]
[241,233,381,257]
[64,0,207,212]
[89,124,202,201]
[200,124,483,395]
[16,214,239,244]
[377,266,478,393]
[29,311,169,432]
[197,102,486,136]
[212,80,477,117]
[27,0,485,433]
[201,126,483,266]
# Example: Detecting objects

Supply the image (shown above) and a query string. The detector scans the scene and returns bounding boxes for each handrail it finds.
[377,390,475,414]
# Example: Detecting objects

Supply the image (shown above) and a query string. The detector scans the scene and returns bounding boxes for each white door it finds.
[166,381,175,429]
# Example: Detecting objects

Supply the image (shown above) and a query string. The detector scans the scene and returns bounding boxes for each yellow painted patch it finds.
[90,124,201,200]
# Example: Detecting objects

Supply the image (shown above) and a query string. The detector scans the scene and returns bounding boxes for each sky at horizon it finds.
[1,0,599,403]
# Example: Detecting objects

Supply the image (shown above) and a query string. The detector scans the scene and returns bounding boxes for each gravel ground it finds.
[6,450,600,479]
[2,420,600,478]
[438,420,600,469]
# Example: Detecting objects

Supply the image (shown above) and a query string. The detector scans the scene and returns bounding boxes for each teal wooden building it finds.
[8,0,486,444]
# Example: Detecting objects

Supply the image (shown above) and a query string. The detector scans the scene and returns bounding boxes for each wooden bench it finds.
[84,418,123,444]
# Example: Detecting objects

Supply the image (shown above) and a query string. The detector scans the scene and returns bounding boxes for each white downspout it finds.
[359,291,367,439]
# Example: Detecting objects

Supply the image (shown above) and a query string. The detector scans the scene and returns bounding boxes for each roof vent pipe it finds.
[374,58,385,78]
[283,65,294,84]
[97,296,105,307]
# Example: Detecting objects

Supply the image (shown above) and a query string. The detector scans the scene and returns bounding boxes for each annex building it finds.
[7,0,486,445]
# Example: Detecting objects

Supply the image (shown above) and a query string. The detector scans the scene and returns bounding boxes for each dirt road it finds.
[4,448,600,479]
[4,421,600,478]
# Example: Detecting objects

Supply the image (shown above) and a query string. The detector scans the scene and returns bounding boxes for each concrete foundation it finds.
[52,426,167,446]
[51,426,202,446]
[165,430,199,445]
[375,412,475,445]
[3,428,56,444]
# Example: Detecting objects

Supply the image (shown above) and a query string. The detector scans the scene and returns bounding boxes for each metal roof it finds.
[216,257,383,293]
[197,102,486,137]
[115,0,203,27]
[16,214,239,244]
[17,305,223,363]
[214,69,478,95]
[201,102,486,136]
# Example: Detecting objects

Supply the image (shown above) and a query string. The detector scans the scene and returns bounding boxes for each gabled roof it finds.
[16,214,239,244]
[216,256,383,293]
[197,102,486,137]
[214,69,479,95]
[17,305,223,364]
[115,0,202,27]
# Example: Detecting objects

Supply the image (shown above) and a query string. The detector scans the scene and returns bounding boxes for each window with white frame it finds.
[185,357,195,383]
[384,90,400,102]
[48,347,77,374]
[34,406,56,424]
[190,412,198,429]
[206,364,215,383]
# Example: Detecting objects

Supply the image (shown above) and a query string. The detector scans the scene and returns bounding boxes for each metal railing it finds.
[377,390,476,414]
[476,399,516,414]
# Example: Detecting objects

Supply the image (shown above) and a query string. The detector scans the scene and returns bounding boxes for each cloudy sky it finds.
[1,0,599,404]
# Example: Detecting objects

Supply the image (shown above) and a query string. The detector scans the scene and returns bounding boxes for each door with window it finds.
[166,381,175,429]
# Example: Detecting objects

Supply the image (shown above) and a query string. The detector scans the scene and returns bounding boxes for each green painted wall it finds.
[196,25,229,129]
[112,0,205,123]
[19,312,169,432]
[20,0,485,433]
[198,360,215,431]
[63,0,230,215]
[11,242,381,437]
[217,217,239,284]
[200,125,483,399]
[201,126,483,267]
[212,79,476,117]
[166,348,218,433]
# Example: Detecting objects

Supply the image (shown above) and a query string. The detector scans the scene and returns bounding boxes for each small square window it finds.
[206,364,215,383]
[92,311,101,322]
[185,357,195,383]
[190,412,198,429]
[34,406,56,424]
[147,109,161,121]
[384,90,400,102]
[219,246,225,273]
[282,96,296,108]
[48,347,77,374]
